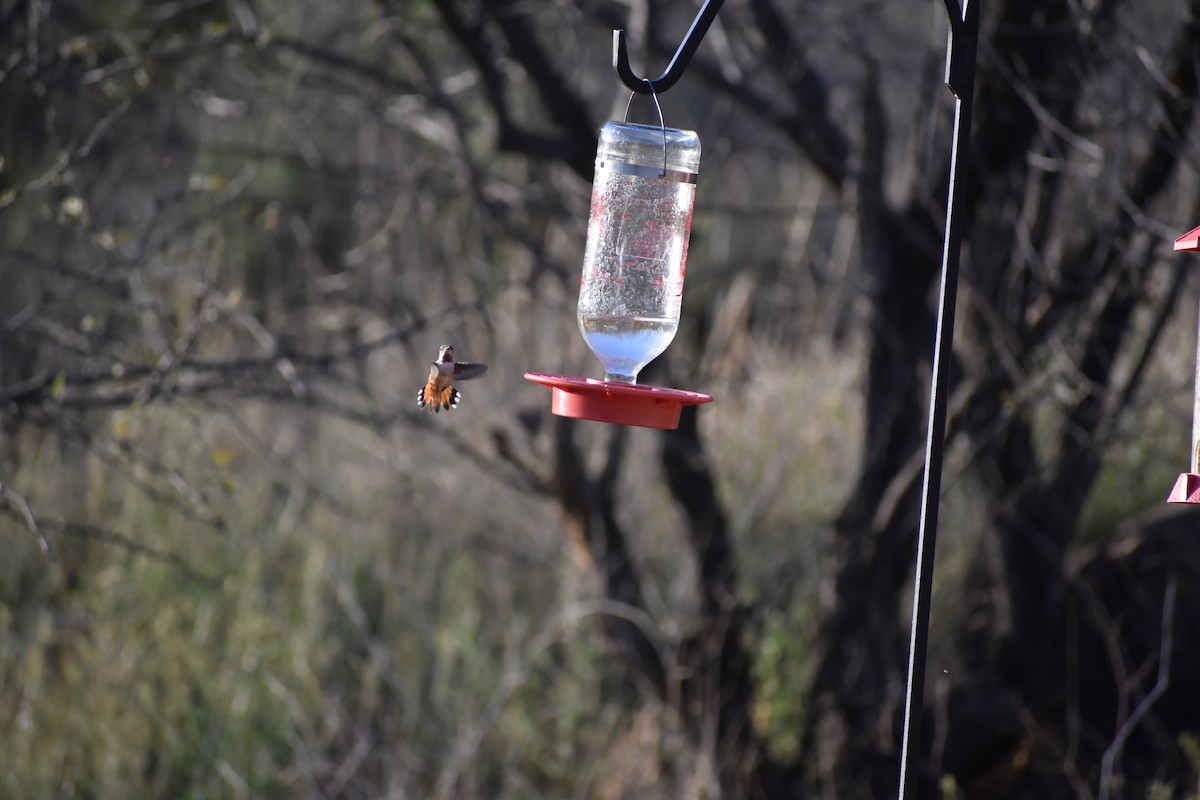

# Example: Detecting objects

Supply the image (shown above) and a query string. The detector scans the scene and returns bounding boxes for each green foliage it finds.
[1180,731,1200,772]
[1078,391,1189,546]
[749,594,813,762]
[1174,732,1200,800]
[0,405,634,797]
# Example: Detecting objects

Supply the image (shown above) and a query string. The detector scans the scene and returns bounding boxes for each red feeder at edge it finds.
[1167,226,1200,504]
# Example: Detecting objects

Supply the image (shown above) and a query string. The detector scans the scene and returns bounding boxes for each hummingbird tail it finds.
[417,383,460,412]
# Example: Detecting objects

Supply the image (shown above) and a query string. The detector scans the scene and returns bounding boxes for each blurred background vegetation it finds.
[3,0,1200,797]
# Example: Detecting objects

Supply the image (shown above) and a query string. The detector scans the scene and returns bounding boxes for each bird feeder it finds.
[525,119,712,429]
[1167,224,1200,503]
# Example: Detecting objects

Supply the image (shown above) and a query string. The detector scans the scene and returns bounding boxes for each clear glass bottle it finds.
[577,121,700,384]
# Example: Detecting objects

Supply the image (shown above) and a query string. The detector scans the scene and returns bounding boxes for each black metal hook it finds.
[942,0,979,99]
[613,0,726,94]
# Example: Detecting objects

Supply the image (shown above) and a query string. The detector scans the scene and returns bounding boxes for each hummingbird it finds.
[417,344,488,412]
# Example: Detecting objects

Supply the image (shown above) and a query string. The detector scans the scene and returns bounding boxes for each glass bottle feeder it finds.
[1168,224,1200,503]
[525,119,712,429]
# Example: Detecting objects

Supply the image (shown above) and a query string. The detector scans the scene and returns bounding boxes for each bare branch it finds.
[0,97,131,212]
[0,479,53,558]
[1098,577,1178,800]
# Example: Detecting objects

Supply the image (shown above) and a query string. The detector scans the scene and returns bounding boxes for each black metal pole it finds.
[897,2,979,798]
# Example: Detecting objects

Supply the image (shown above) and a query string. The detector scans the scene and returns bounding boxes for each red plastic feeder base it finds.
[1168,473,1200,504]
[524,372,713,430]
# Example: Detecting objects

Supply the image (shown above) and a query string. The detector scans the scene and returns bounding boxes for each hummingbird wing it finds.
[453,362,488,381]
